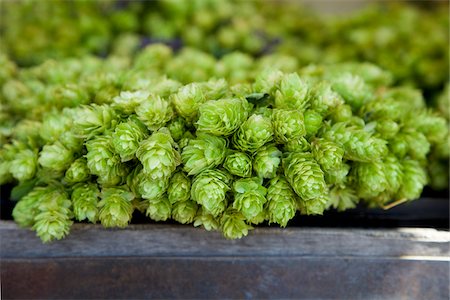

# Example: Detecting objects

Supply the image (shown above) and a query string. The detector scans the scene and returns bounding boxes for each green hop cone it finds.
[196,98,249,136]
[167,116,187,142]
[352,161,388,199]
[136,128,181,180]
[331,73,371,110]
[298,195,328,215]
[181,133,227,175]
[32,186,73,243]
[271,109,306,143]
[253,145,282,179]
[266,176,297,227]
[12,186,48,228]
[146,196,171,222]
[193,207,220,231]
[253,69,283,94]
[135,94,173,131]
[311,139,344,171]
[283,137,311,153]
[274,73,310,111]
[283,152,327,201]
[324,163,351,185]
[304,109,323,136]
[64,158,90,184]
[171,83,206,122]
[40,111,72,143]
[220,208,253,239]
[167,171,191,204]
[71,182,100,223]
[374,119,400,140]
[191,169,231,217]
[112,116,148,162]
[112,90,148,114]
[322,122,388,162]
[310,83,344,117]
[38,141,74,172]
[138,174,168,200]
[98,186,134,228]
[172,200,198,224]
[10,149,38,181]
[382,155,404,195]
[232,177,267,220]
[396,159,427,201]
[223,151,252,177]
[72,104,117,139]
[328,185,359,212]
[85,134,127,186]
[391,131,430,161]
[232,114,273,153]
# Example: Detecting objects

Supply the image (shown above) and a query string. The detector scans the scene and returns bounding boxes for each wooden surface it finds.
[1,221,449,299]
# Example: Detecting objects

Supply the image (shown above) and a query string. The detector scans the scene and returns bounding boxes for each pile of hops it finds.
[1,45,447,242]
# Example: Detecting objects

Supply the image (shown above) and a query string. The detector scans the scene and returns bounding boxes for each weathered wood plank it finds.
[2,257,448,299]
[1,221,449,258]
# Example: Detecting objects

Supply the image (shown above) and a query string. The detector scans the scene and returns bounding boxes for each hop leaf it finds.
[85,134,127,186]
[223,151,252,177]
[181,133,226,175]
[10,149,38,181]
[311,139,344,171]
[191,169,231,217]
[71,182,99,223]
[98,186,134,228]
[146,196,171,222]
[274,73,310,111]
[64,158,90,184]
[271,109,306,143]
[232,177,267,220]
[135,94,173,131]
[283,152,327,201]
[136,128,181,180]
[266,176,297,227]
[112,116,148,162]
[167,171,191,204]
[220,208,253,239]
[253,145,282,179]
[196,98,249,136]
[232,114,273,153]
[172,200,198,224]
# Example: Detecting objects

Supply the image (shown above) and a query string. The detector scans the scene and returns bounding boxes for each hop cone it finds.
[383,155,404,195]
[167,116,186,142]
[324,163,350,186]
[352,162,388,199]
[374,119,399,140]
[85,134,127,186]
[283,152,327,201]
[10,149,37,181]
[271,109,306,143]
[392,131,430,160]
[232,114,273,153]
[71,182,99,223]
[274,73,310,111]
[328,185,359,212]
[146,196,171,222]
[172,200,198,224]
[136,128,181,180]
[98,186,134,228]
[181,133,226,175]
[12,186,48,227]
[220,208,253,239]
[64,158,90,184]
[112,90,149,114]
[232,177,267,220]
[311,139,344,171]
[135,94,173,131]
[283,137,311,153]
[304,110,323,136]
[39,141,74,172]
[322,122,388,162]
[72,104,117,139]
[396,159,427,200]
[112,116,148,162]
[331,73,371,110]
[191,169,231,217]
[193,207,220,231]
[310,83,344,116]
[196,98,249,136]
[171,83,206,122]
[253,145,282,179]
[167,171,191,204]
[223,151,252,177]
[138,174,168,200]
[298,195,328,215]
[266,176,297,227]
